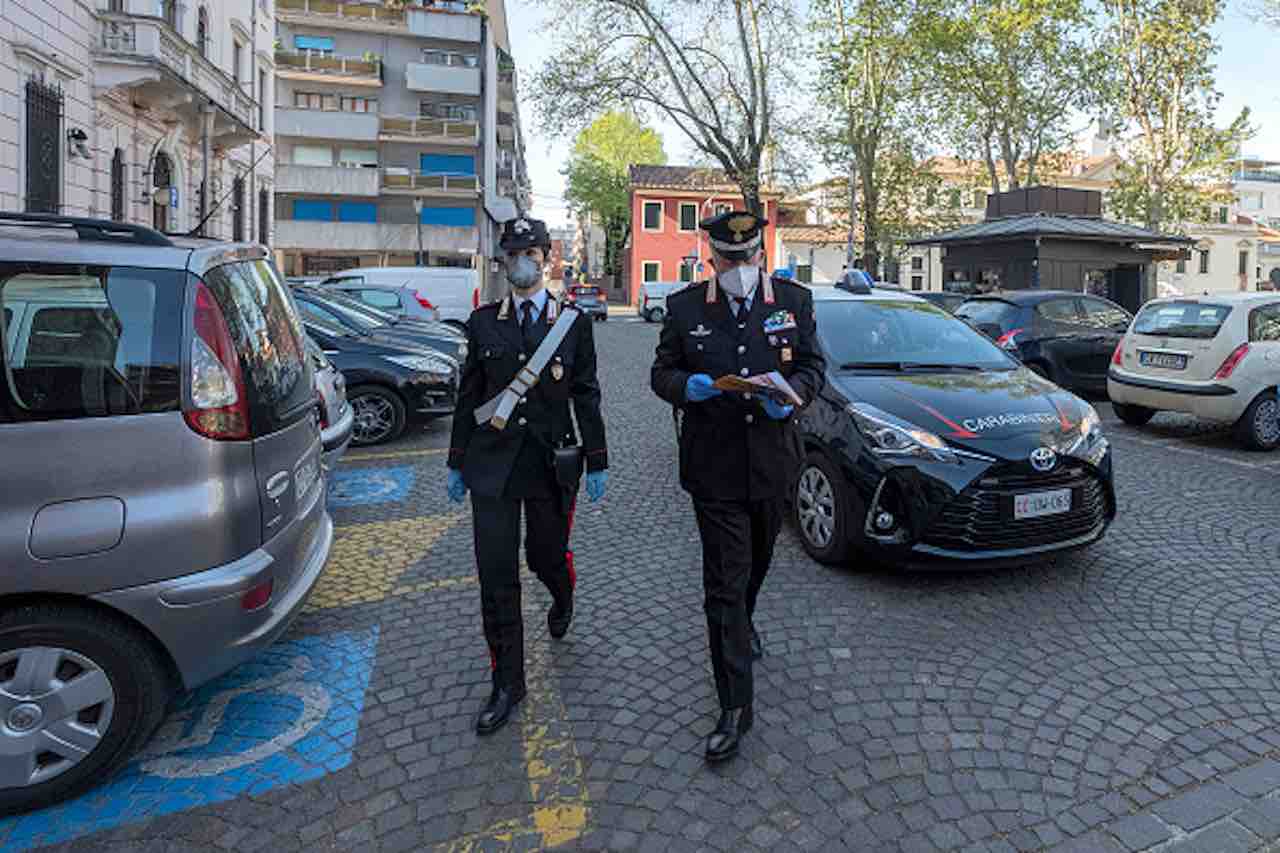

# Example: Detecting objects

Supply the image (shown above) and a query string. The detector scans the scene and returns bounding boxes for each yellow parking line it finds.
[339,447,448,464]
[305,513,467,610]
[442,597,590,850]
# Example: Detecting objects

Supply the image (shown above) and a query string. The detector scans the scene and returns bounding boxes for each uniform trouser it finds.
[472,494,571,691]
[692,496,784,709]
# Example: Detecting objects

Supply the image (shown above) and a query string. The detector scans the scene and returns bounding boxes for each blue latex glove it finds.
[685,373,722,403]
[585,470,608,502]
[762,398,794,420]
[446,468,467,503]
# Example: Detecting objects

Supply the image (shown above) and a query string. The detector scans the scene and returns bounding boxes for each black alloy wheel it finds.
[348,384,407,446]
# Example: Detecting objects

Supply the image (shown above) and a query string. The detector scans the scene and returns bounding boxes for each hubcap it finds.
[0,647,116,788]
[1255,399,1280,446]
[351,394,395,444]
[796,466,836,548]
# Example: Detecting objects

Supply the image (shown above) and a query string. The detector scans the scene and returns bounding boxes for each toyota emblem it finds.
[1030,447,1057,472]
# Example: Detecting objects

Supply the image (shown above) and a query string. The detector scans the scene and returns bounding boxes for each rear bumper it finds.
[321,404,354,469]
[1108,369,1246,421]
[94,499,334,692]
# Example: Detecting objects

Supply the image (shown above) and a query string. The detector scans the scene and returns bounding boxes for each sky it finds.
[504,0,1280,231]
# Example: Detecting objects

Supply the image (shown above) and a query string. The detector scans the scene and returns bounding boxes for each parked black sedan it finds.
[954,291,1132,396]
[291,285,468,363]
[794,287,1115,568]
[304,316,458,446]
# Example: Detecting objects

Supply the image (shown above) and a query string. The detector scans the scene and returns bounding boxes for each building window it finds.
[1239,249,1249,276]
[1176,256,1186,274]
[973,189,985,208]
[110,148,126,221]
[911,256,923,271]
[161,0,179,30]
[258,69,267,130]
[293,92,376,113]
[108,0,124,11]
[1218,206,1229,224]
[293,144,333,166]
[196,7,209,57]
[642,261,660,282]
[642,201,662,231]
[232,40,243,85]
[925,187,937,207]
[294,35,334,55]
[714,203,731,216]
[1199,250,1210,275]
[421,49,479,67]
[152,151,174,231]
[678,202,698,232]
[24,77,63,214]
[419,101,478,122]
[679,261,694,283]
[949,189,962,208]
[796,265,813,284]
[911,275,923,291]
[231,176,245,241]
[258,187,270,245]
[340,95,377,113]
[338,148,378,168]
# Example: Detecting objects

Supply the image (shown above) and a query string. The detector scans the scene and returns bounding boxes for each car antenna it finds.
[183,146,274,238]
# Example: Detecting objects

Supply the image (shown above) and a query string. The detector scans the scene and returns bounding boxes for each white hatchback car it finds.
[1107,293,1280,449]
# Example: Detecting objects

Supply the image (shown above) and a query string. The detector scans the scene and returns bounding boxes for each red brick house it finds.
[625,165,781,305]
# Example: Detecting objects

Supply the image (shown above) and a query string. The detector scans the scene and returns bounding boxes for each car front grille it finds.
[921,464,1110,553]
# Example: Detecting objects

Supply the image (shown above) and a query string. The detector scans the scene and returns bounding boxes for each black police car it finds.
[794,286,1115,568]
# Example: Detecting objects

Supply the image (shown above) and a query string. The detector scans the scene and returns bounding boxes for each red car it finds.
[565,285,609,321]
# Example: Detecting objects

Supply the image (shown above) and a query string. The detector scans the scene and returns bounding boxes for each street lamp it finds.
[411,197,424,266]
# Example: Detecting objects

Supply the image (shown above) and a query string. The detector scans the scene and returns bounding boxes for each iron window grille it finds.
[24,77,63,214]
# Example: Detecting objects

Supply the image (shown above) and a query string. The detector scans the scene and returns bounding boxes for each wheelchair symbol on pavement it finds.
[327,466,415,507]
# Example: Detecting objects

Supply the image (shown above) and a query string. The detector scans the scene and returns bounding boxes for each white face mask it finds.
[506,255,542,292]
[718,265,759,300]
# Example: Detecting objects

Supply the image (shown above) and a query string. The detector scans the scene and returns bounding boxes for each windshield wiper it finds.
[899,362,985,371]
[839,361,906,371]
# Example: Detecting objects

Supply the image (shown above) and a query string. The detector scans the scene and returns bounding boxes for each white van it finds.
[319,266,479,328]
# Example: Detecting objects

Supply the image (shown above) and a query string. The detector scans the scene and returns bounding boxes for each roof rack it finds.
[0,212,174,247]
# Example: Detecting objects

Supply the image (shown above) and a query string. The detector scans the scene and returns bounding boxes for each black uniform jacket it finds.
[651,277,826,501]
[449,293,608,498]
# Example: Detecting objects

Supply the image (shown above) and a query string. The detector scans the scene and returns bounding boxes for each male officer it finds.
[447,215,609,735]
[651,211,826,761]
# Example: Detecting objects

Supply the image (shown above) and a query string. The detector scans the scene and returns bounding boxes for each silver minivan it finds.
[0,214,332,814]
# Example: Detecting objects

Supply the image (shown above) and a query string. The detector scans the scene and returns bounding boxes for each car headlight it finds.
[383,354,454,375]
[456,341,468,361]
[1064,403,1107,461]
[848,403,957,464]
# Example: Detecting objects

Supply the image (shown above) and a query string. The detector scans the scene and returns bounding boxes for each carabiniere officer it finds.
[651,210,826,762]
[447,215,609,735]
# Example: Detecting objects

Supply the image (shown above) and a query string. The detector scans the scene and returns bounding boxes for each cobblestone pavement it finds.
[7,317,1280,853]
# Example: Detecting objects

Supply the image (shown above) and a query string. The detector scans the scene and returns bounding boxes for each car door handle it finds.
[266,471,292,500]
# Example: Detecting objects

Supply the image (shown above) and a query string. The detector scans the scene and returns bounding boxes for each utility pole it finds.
[412,197,425,265]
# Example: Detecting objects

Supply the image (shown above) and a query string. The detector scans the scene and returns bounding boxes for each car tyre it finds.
[348,384,407,446]
[794,452,852,565]
[0,604,171,817]
[1112,402,1156,427]
[1235,391,1280,451]
[647,307,667,324]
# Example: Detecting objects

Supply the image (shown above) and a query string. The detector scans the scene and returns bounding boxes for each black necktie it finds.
[733,297,748,322]
[521,301,535,346]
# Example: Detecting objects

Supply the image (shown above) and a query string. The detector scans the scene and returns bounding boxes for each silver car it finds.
[0,213,332,814]
[308,336,354,469]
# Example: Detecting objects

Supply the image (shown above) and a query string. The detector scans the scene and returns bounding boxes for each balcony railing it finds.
[97,15,257,132]
[276,0,406,24]
[275,50,382,82]
[379,115,479,143]
[381,170,480,194]
[1234,170,1280,184]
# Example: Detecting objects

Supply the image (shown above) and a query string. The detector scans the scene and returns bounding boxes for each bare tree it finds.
[531,0,798,215]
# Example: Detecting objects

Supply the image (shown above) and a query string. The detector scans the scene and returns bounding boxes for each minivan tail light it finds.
[1111,341,1124,366]
[996,328,1023,350]
[472,288,479,309]
[1214,343,1250,379]
[185,281,250,441]
[241,578,273,612]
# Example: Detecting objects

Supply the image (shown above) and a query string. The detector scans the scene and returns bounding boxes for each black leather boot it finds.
[475,684,527,735]
[547,587,573,640]
[705,705,753,762]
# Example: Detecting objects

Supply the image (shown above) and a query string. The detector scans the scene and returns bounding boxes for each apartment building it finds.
[270,0,530,289]
[2,0,274,240]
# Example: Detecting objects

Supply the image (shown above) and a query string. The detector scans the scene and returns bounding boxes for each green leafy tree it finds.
[811,0,940,275]
[562,112,666,279]
[924,0,1107,194]
[1248,0,1280,26]
[531,0,798,215]
[1101,0,1253,237]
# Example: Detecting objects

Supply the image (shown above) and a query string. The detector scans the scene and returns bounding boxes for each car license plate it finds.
[1013,488,1072,520]
[1139,351,1187,370]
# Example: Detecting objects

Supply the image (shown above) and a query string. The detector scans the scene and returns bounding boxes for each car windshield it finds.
[954,299,1019,331]
[303,293,382,332]
[1133,301,1233,339]
[815,298,1016,371]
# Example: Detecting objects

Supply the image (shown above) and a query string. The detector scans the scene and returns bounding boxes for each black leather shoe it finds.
[750,624,763,660]
[475,685,526,735]
[548,592,573,640]
[705,705,753,762]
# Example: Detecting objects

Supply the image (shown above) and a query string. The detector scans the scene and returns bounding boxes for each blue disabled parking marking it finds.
[0,627,380,852]
[327,465,415,507]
